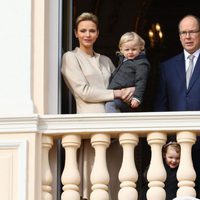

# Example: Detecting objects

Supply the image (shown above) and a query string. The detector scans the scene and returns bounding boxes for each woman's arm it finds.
[61,52,115,102]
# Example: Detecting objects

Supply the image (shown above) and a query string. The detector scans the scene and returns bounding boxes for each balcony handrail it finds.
[0,111,200,135]
[40,111,200,136]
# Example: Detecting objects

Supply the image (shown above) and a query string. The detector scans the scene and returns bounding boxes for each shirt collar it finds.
[184,49,200,60]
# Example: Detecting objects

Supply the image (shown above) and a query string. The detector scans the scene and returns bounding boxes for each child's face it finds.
[120,41,141,60]
[164,147,180,169]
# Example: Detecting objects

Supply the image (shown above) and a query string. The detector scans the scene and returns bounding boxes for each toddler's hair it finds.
[119,31,145,51]
[162,141,181,157]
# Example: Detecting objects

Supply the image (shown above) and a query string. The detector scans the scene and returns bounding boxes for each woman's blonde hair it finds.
[119,31,145,51]
[75,12,99,31]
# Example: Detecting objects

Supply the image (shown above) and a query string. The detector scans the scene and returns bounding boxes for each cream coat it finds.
[61,47,115,113]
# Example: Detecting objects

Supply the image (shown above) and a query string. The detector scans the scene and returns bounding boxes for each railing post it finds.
[147,132,167,200]
[118,133,139,200]
[90,133,110,200]
[176,131,196,197]
[61,134,81,200]
[42,135,53,200]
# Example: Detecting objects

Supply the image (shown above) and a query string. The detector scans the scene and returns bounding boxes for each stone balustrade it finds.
[0,111,200,200]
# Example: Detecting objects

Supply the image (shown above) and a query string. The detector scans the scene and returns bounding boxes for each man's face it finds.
[179,16,200,54]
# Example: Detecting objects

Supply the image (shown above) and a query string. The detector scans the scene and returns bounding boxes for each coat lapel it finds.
[174,53,186,84]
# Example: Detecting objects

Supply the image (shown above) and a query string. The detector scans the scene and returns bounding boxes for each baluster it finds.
[61,134,81,200]
[42,135,53,200]
[147,132,167,200]
[176,131,196,197]
[90,133,110,200]
[118,133,139,200]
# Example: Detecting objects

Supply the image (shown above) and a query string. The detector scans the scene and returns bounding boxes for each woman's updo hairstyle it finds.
[75,12,99,31]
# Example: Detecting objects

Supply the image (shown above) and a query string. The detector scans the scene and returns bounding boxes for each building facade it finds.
[0,1,200,200]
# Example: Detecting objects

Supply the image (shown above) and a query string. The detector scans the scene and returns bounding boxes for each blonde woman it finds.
[62,13,133,113]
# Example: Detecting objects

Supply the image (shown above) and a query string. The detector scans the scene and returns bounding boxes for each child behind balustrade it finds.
[140,141,181,200]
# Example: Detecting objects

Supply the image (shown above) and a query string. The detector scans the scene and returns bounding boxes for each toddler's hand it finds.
[131,99,140,108]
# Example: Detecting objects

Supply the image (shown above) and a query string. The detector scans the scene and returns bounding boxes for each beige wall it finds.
[0,133,41,200]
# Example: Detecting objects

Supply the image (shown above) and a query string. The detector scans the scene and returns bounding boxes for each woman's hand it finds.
[113,87,135,104]
[121,87,135,103]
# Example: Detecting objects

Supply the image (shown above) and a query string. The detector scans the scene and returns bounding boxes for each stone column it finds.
[176,131,196,197]
[118,133,139,200]
[146,132,167,200]
[90,133,110,200]
[42,135,53,200]
[61,134,81,200]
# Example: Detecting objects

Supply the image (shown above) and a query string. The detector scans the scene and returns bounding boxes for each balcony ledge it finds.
[0,111,200,136]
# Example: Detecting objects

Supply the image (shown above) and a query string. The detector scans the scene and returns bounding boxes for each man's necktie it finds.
[186,54,194,88]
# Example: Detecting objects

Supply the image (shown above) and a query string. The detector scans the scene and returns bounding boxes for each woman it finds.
[61,12,133,113]
[61,12,134,199]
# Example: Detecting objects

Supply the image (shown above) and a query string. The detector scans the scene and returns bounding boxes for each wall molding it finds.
[0,139,27,200]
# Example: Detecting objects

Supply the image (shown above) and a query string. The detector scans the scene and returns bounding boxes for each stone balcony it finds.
[0,111,200,200]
